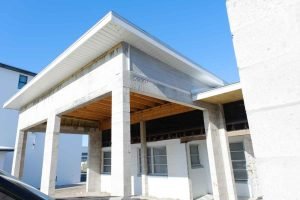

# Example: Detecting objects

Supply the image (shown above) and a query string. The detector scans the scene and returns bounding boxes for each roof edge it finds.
[110,11,225,86]
[3,12,114,110]
[193,82,241,101]
[4,11,225,110]
[0,63,36,76]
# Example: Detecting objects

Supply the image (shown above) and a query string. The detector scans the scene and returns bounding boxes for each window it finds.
[18,74,28,89]
[81,152,88,162]
[138,146,168,176]
[190,144,202,168]
[80,152,88,182]
[230,142,248,182]
[102,151,111,174]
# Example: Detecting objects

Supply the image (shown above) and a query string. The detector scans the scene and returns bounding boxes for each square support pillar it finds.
[244,136,261,198]
[204,105,237,200]
[11,130,28,179]
[140,121,148,196]
[40,114,61,196]
[111,87,131,197]
[86,129,102,193]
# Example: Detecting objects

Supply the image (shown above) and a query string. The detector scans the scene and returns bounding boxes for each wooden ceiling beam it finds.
[130,93,166,105]
[101,103,194,130]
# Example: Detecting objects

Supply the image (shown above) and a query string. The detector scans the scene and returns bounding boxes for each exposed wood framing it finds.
[28,125,96,134]
[227,129,250,137]
[180,135,206,143]
[101,103,194,130]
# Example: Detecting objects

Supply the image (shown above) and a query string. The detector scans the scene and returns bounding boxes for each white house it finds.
[0,63,83,188]
[3,12,260,200]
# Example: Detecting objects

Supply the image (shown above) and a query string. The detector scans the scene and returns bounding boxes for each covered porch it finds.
[4,12,241,200]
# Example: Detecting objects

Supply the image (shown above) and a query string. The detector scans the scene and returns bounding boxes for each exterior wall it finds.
[22,133,82,188]
[227,1,300,199]
[186,140,212,198]
[228,136,251,198]
[187,136,254,199]
[100,139,191,200]
[0,67,34,172]
[130,46,212,93]
[0,67,33,148]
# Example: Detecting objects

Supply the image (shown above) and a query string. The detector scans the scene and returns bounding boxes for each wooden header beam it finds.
[101,103,195,130]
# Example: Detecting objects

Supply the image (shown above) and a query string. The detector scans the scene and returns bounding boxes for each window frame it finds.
[230,142,248,183]
[18,74,28,89]
[189,144,203,169]
[102,150,111,174]
[138,146,168,176]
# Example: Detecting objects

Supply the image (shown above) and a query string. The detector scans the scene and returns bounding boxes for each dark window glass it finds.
[138,146,168,176]
[230,142,248,182]
[102,151,111,174]
[190,145,202,168]
[18,74,28,89]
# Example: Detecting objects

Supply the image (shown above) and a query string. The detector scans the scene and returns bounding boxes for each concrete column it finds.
[111,87,131,197]
[244,136,261,198]
[140,121,148,196]
[11,130,28,179]
[40,114,61,196]
[86,129,102,193]
[204,105,237,200]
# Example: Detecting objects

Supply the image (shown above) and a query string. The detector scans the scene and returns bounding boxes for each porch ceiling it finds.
[62,92,194,130]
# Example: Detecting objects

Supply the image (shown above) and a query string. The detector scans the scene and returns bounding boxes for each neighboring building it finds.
[0,63,83,188]
[226,1,300,199]
[2,12,260,200]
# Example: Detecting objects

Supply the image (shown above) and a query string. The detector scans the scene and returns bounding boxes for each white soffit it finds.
[193,82,242,104]
[4,11,224,110]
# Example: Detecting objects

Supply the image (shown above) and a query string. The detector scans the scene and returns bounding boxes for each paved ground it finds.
[53,184,256,200]
[54,184,147,200]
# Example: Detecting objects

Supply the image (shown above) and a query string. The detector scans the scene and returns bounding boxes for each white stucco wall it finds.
[227,1,300,199]
[100,139,192,200]
[0,67,34,172]
[22,133,82,188]
[186,136,253,199]
[186,140,212,198]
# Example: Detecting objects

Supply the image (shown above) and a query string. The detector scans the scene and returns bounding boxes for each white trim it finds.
[193,82,242,101]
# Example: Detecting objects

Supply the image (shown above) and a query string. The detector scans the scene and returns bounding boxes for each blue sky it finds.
[0,0,239,83]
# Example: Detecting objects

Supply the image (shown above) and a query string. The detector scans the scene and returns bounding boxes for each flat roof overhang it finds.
[193,82,243,104]
[4,11,224,110]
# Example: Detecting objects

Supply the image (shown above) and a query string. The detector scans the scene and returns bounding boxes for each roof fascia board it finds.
[0,63,36,76]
